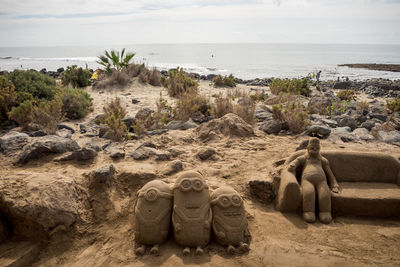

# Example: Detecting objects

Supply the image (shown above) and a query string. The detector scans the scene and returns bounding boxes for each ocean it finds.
[0,43,399,81]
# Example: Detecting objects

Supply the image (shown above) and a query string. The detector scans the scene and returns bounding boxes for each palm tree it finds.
[97,48,135,75]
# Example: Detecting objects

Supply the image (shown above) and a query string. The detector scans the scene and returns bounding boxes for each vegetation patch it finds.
[336,89,356,101]
[61,87,93,120]
[269,78,310,96]
[213,74,236,87]
[163,68,199,97]
[61,65,92,88]
[387,95,400,113]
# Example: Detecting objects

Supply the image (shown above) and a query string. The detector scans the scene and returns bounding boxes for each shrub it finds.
[128,63,146,77]
[272,101,309,134]
[8,100,33,128]
[269,78,310,96]
[326,100,349,116]
[387,95,400,113]
[97,48,135,75]
[148,68,162,86]
[61,65,92,88]
[5,70,57,104]
[358,101,369,111]
[233,94,256,125]
[138,69,149,84]
[164,68,199,97]
[103,97,127,141]
[173,91,211,121]
[61,87,93,119]
[0,76,17,124]
[31,99,63,134]
[336,89,356,101]
[213,74,236,87]
[212,93,234,118]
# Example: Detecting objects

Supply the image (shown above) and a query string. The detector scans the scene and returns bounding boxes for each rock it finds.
[56,128,72,139]
[79,124,87,133]
[132,99,140,104]
[57,124,75,134]
[296,140,309,151]
[130,143,170,161]
[361,120,376,131]
[122,116,136,129]
[259,120,282,134]
[376,131,400,144]
[17,135,80,164]
[353,128,374,141]
[135,107,154,121]
[333,81,351,89]
[27,130,47,137]
[248,178,276,203]
[206,74,217,81]
[0,174,81,239]
[370,113,388,122]
[196,147,216,160]
[166,119,198,130]
[0,131,30,153]
[191,111,209,124]
[320,119,338,128]
[54,146,97,161]
[304,125,331,139]
[109,147,125,159]
[336,115,357,131]
[92,164,116,187]
[147,129,169,136]
[154,150,171,161]
[162,160,183,175]
[254,109,273,121]
[57,67,64,73]
[329,127,359,143]
[196,113,254,141]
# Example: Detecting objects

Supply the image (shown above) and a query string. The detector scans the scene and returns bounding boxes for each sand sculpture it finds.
[172,171,212,256]
[288,138,340,223]
[134,180,173,255]
[211,186,250,254]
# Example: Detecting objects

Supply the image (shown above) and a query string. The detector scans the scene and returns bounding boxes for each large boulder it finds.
[353,128,374,141]
[0,131,30,154]
[0,173,82,239]
[259,120,282,134]
[376,131,400,144]
[196,113,254,140]
[304,124,331,139]
[17,135,80,164]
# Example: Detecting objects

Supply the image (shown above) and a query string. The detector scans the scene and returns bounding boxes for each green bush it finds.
[5,70,57,104]
[103,97,127,141]
[269,78,310,96]
[61,65,92,88]
[61,87,93,119]
[272,101,309,133]
[164,68,199,97]
[336,89,356,101]
[173,91,211,121]
[213,74,236,87]
[7,100,33,128]
[0,76,17,124]
[387,95,400,113]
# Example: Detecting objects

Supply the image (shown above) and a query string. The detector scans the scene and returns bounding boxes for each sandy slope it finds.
[1,80,400,267]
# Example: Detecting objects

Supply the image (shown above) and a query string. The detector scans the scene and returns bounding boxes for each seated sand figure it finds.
[134,180,173,255]
[172,171,212,256]
[288,138,340,223]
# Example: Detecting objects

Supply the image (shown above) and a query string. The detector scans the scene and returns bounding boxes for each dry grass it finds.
[102,97,127,141]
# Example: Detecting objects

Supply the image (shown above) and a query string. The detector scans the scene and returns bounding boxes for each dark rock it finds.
[57,67,64,73]
[130,145,170,161]
[336,115,357,131]
[259,120,282,134]
[40,68,47,74]
[333,81,351,89]
[107,146,125,159]
[248,178,276,203]
[320,119,338,128]
[57,124,75,134]
[304,125,331,139]
[254,109,273,121]
[166,119,197,130]
[132,99,140,104]
[56,128,72,139]
[296,140,309,151]
[17,135,80,164]
[135,107,154,121]
[191,111,209,124]
[0,131,30,153]
[370,113,388,122]
[79,124,87,133]
[361,120,376,131]
[196,147,216,160]
[92,164,116,186]
[147,129,169,136]
[206,74,217,81]
[162,160,183,175]
[122,116,136,129]
[99,125,108,138]
[55,146,97,161]
[27,130,47,137]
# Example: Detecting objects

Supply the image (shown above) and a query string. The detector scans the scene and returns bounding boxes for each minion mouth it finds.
[185,204,200,210]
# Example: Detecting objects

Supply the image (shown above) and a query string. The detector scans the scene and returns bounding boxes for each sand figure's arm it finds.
[322,158,340,193]
[288,156,303,173]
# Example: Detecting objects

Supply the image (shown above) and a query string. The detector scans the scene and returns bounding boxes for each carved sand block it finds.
[288,138,340,224]
[211,186,251,254]
[172,171,212,256]
[134,180,173,255]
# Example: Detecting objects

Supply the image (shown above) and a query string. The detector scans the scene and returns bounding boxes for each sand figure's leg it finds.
[195,246,204,256]
[239,242,249,253]
[183,247,190,256]
[227,244,236,254]
[317,182,332,224]
[150,244,159,255]
[135,244,146,256]
[301,180,316,223]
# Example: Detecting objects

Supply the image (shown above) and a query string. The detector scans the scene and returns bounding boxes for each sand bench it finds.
[276,151,400,218]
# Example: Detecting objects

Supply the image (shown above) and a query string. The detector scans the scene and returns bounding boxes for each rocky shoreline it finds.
[339,63,400,72]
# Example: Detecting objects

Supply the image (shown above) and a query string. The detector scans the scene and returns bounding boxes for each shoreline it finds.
[339,63,400,73]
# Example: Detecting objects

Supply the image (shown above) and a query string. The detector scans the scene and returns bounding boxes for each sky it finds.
[0,0,400,47]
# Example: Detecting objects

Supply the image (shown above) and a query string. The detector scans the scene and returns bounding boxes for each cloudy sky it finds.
[0,0,399,47]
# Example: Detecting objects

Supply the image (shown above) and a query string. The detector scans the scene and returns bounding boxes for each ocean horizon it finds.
[1,43,400,81]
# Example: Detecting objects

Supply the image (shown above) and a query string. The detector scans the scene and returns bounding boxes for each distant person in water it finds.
[316,71,321,82]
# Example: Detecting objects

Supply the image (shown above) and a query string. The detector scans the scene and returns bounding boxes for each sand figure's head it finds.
[174,171,208,193]
[307,137,321,158]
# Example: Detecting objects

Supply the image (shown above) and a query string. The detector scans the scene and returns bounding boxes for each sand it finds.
[0,80,400,267]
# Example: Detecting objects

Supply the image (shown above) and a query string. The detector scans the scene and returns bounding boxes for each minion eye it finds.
[145,189,158,202]
[194,179,203,188]
[181,180,191,188]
